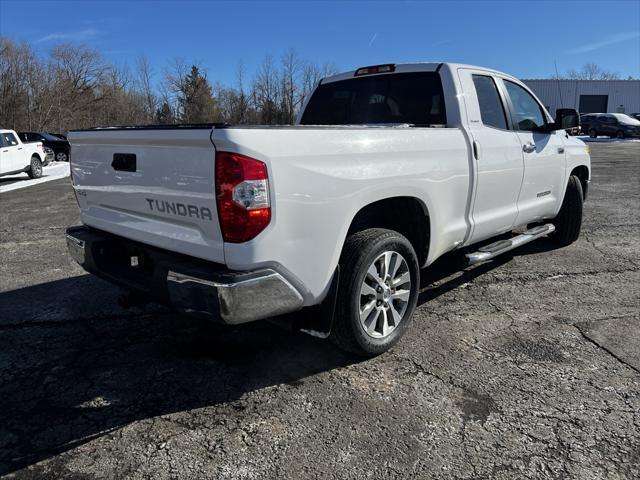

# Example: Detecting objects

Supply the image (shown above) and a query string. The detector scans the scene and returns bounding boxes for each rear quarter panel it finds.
[212,127,470,304]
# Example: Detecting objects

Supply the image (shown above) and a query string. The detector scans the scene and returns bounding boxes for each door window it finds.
[472,75,508,129]
[1,132,19,147]
[504,80,547,131]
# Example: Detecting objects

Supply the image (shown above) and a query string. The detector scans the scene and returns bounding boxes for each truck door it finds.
[0,132,24,174]
[499,79,566,224]
[458,69,525,243]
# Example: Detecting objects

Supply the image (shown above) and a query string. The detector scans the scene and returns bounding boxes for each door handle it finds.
[17,147,22,150]
[522,143,536,153]
[112,153,137,172]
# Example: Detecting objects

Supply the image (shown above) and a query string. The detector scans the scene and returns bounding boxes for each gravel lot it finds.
[1,142,638,479]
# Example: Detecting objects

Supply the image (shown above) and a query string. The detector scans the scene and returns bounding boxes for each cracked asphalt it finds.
[1,142,639,479]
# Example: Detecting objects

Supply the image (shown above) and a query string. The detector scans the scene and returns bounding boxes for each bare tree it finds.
[163,57,190,120]
[213,60,255,124]
[252,55,280,124]
[280,48,302,124]
[135,56,157,122]
[562,63,620,80]
[234,60,252,123]
[0,38,44,130]
[50,43,110,130]
[0,36,341,131]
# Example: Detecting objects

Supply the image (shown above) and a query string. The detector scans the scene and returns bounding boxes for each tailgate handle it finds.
[112,153,137,172]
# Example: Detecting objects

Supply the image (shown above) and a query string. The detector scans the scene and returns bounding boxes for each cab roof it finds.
[321,62,516,84]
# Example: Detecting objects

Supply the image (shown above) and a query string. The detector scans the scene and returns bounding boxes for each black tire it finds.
[616,130,625,139]
[589,129,597,138]
[56,151,68,162]
[551,175,583,246]
[330,228,420,357]
[27,156,43,179]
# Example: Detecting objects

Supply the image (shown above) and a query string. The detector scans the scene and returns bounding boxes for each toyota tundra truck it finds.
[65,63,590,356]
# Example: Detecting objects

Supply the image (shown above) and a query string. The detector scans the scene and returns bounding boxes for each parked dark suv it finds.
[580,113,640,139]
[17,132,70,162]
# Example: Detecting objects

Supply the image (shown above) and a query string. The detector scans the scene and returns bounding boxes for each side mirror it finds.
[555,108,579,130]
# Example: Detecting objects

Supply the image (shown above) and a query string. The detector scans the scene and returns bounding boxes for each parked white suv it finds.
[0,129,49,178]
[66,63,590,356]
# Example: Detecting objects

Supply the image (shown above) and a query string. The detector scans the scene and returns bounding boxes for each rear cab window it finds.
[300,72,446,126]
[472,75,508,130]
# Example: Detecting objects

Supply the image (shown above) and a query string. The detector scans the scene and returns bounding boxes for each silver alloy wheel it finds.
[32,159,42,176]
[359,250,412,338]
[56,152,67,162]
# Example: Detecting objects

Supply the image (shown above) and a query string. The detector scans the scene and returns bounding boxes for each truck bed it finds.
[69,123,469,300]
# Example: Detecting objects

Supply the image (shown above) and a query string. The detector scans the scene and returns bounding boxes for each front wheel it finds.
[616,130,625,139]
[56,151,68,162]
[589,129,597,138]
[27,156,43,179]
[551,175,583,246]
[330,228,420,356]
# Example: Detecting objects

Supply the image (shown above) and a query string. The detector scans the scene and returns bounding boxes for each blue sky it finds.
[1,0,639,84]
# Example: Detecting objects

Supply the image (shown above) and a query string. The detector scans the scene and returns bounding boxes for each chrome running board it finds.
[466,223,556,265]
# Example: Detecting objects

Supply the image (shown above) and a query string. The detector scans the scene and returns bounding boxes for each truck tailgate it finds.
[68,128,224,264]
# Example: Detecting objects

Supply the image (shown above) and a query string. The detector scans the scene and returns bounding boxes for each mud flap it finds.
[292,266,339,338]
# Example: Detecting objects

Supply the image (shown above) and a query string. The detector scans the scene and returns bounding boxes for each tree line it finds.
[1,36,631,134]
[555,62,623,81]
[0,37,337,133]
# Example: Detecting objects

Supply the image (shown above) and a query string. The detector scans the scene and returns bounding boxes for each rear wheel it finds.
[589,129,597,138]
[27,156,43,179]
[551,175,583,246]
[330,228,420,356]
[616,130,625,139]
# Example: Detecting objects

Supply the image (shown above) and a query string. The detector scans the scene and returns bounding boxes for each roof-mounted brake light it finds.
[354,64,395,76]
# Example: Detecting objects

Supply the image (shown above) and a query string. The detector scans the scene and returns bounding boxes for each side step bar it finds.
[466,223,556,265]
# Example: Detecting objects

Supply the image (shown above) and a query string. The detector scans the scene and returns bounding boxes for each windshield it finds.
[612,114,640,125]
[300,72,447,126]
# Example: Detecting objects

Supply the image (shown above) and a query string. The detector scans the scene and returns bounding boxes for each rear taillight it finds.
[215,151,271,243]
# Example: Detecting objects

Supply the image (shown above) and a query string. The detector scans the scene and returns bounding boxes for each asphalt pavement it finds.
[0,142,638,479]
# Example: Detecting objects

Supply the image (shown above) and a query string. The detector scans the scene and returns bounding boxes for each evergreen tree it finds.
[155,101,173,124]
[179,65,217,123]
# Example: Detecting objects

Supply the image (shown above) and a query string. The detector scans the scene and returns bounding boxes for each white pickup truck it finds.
[0,129,49,178]
[66,63,590,356]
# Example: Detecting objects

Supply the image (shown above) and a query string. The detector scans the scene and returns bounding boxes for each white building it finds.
[523,79,640,115]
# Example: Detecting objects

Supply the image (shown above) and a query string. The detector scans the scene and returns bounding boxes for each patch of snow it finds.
[0,162,70,194]
[577,136,640,143]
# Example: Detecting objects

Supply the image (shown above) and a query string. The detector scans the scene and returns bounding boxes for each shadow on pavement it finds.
[0,275,355,475]
[0,175,28,185]
[0,237,564,474]
[417,237,562,305]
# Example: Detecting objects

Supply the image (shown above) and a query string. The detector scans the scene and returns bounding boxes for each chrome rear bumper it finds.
[166,269,303,324]
[65,226,303,324]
